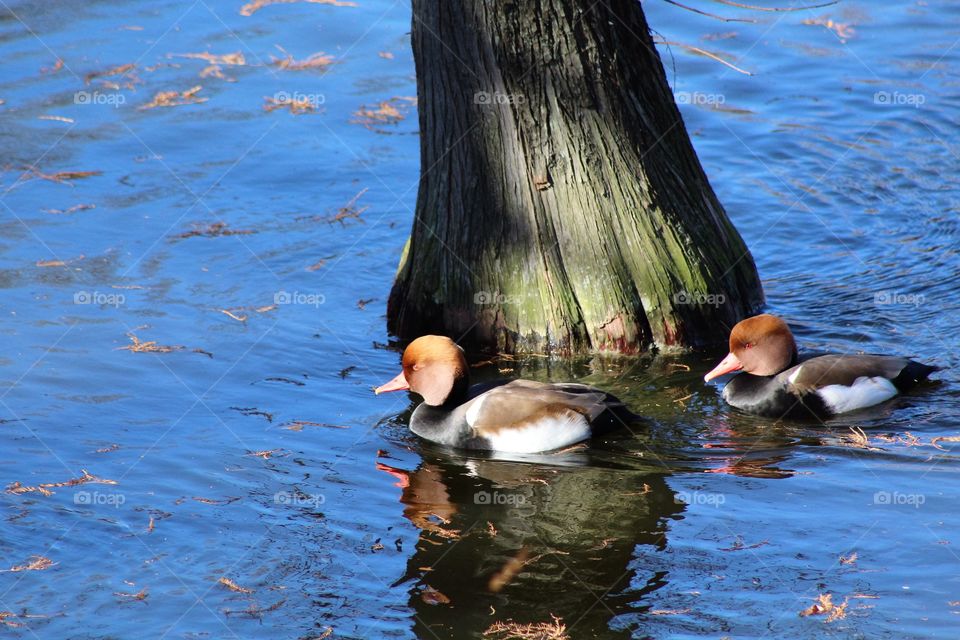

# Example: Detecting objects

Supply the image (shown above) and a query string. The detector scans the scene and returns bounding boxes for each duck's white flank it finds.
[816,376,898,414]
[483,413,592,453]
[787,366,803,384]
[466,396,592,453]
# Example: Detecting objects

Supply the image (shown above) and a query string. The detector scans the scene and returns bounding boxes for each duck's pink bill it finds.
[375,371,409,394]
[704,352,743,382]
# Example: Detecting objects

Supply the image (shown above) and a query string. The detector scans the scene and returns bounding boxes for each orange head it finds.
[704,314,798,381]
[374,336,469,406]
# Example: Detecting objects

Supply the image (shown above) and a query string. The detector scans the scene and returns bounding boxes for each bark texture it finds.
[388,0,764,354]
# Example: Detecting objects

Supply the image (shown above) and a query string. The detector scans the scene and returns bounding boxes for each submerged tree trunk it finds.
[388,0,764,354]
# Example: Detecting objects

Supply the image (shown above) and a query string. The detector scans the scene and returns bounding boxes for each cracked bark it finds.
[387,0,764,354]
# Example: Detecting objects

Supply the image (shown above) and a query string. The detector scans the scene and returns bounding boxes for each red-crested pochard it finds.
[374,336,638,453]
[704,314,938,418]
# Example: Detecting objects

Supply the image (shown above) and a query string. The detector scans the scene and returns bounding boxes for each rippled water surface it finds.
[1,1,958,638]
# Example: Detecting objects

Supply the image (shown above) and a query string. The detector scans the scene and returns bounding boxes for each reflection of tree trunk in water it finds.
[388,1,764,355]
[385,457,682,637]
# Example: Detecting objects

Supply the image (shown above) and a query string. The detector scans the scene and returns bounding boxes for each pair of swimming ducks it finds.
[375,314,938,454]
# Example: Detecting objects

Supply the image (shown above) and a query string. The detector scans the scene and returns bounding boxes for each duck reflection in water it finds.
[376,450,684,639]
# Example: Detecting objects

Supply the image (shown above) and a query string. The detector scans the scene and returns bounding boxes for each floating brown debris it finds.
[224,598,285,618]
[6,469,117,497]
[240,0,357,16]
[264,376,305,386]
[114,588,148,602]
[719,536,768,552]
[218,577,253,594]
[839,552,858,565]
[272,47,335,71]
[351,97,416,130]
[84,63,136,84]
[282,420,349,431]
[231,407,274,423]
[652,37,753,75]
[246,449,284,459]
[175,221,256,239]
[484,615,569,640]
[420,585,450,606]
[22,168,102,185]
[930,435,960,450]
[801,15,855,42]
[42,203,96,214]
[140,85,206,110]
[338,366,356,379]
[356,298,375,310]
[95,443,120,453]
[1,556,56,573]
[320,187,368,225]
[263,95,318,114]
[488,548,530,593]
[799,593,848,621]
[650,608,692,616]
[192,496,241,506]
[146,516,155,534]
[119,333,185,354]
[219,309,248,323]
[36,254,83,267]
[306,256,333,271]
[173,52,246,80]
[41,58,64,74]
[173,52,246,65]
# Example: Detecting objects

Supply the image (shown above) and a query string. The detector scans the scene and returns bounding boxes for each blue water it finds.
[0,1,958,638]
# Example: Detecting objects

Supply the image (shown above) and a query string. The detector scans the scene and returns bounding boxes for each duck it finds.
[374,335,639,453]
[703,314,938,419]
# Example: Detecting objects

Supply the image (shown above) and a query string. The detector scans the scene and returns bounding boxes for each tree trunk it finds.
[388,0,764,354]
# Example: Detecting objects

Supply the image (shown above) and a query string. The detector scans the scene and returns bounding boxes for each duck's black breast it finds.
[723,374,831,420]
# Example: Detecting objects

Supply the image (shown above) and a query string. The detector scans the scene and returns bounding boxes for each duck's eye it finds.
[744,342,754,349]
